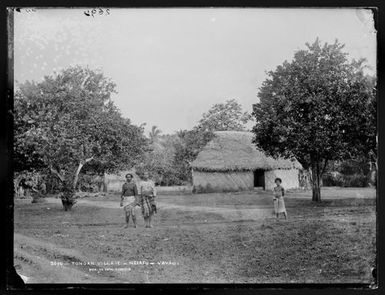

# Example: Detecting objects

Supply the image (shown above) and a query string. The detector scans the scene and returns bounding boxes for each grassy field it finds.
[13,188,376,284]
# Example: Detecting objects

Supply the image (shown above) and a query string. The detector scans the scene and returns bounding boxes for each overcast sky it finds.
[14,8,376,134]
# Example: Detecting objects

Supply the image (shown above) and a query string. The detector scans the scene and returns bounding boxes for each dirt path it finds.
[14,193,376,284]
[14,233,146,284]
[14,233,100,283]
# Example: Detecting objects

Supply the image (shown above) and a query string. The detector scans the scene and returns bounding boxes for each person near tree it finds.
[139,172,157,228]
[273,178,287,219]
[120,173,139,228]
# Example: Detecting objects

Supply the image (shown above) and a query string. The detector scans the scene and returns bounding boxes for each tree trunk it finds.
[311,164,322,202]
[61,169,77,211]
[49,166,76,210]
[73,162,84,191]
[102,172,108,192]
[63,157,93,210]
[50,157,94,211]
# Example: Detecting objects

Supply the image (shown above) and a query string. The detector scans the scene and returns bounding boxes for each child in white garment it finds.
[273,178,287,219]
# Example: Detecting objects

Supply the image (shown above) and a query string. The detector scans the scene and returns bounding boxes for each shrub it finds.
[343,174,368,187]
[322,172,344,187]
[192,184,214,194]
[77,173,103,192]
[322,172,369,187]
[14,170,47,198]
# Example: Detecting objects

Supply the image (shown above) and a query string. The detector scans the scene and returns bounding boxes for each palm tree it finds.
[149,126,161,143]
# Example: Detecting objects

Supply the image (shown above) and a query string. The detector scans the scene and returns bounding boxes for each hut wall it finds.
[264,169,299,190]
[192,170,254,193]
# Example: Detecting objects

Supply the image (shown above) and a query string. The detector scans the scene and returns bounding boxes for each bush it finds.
[322,172,368,187]
[45,173,62,194]
[322,172,344,187]
[135,162,185,187]
[192,184,246,194]
[193,184,214,194]
[77,173,103,192]
[342,174,368,187]
[14,170,47,198]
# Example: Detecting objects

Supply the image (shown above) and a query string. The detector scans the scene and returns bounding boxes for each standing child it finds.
[273,178,287,219]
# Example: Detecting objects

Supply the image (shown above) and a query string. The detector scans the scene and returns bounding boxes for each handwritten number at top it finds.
[14,8,36,13]
[84,8,110,17]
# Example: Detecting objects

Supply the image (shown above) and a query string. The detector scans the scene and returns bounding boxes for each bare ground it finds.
[13,188,376,284]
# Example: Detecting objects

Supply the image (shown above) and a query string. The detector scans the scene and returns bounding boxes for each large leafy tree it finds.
[137,128,214,185]
[137,134,183,186]
[197,99,252,131]
[252,39,376,201]
[174,128,215,182]
[15,66,148,209]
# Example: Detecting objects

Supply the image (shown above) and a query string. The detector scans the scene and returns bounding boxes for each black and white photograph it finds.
[10,7,377,285]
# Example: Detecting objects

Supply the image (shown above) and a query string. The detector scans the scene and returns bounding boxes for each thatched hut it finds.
[190,131,302,193]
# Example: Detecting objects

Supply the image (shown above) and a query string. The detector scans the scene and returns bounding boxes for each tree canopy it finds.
[137,133,184,185]
[14,66,148,208]
[252,39,376,201]
[197,99,252,132]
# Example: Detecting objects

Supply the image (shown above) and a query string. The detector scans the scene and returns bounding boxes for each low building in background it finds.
[191,131,302,193]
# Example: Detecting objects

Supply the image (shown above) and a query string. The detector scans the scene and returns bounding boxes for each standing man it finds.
[120,173,139,228]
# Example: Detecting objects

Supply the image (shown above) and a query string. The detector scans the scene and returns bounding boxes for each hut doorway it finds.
[253,169,265,189]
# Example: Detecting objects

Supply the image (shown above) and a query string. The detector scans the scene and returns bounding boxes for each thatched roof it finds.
[190,131,302,172]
